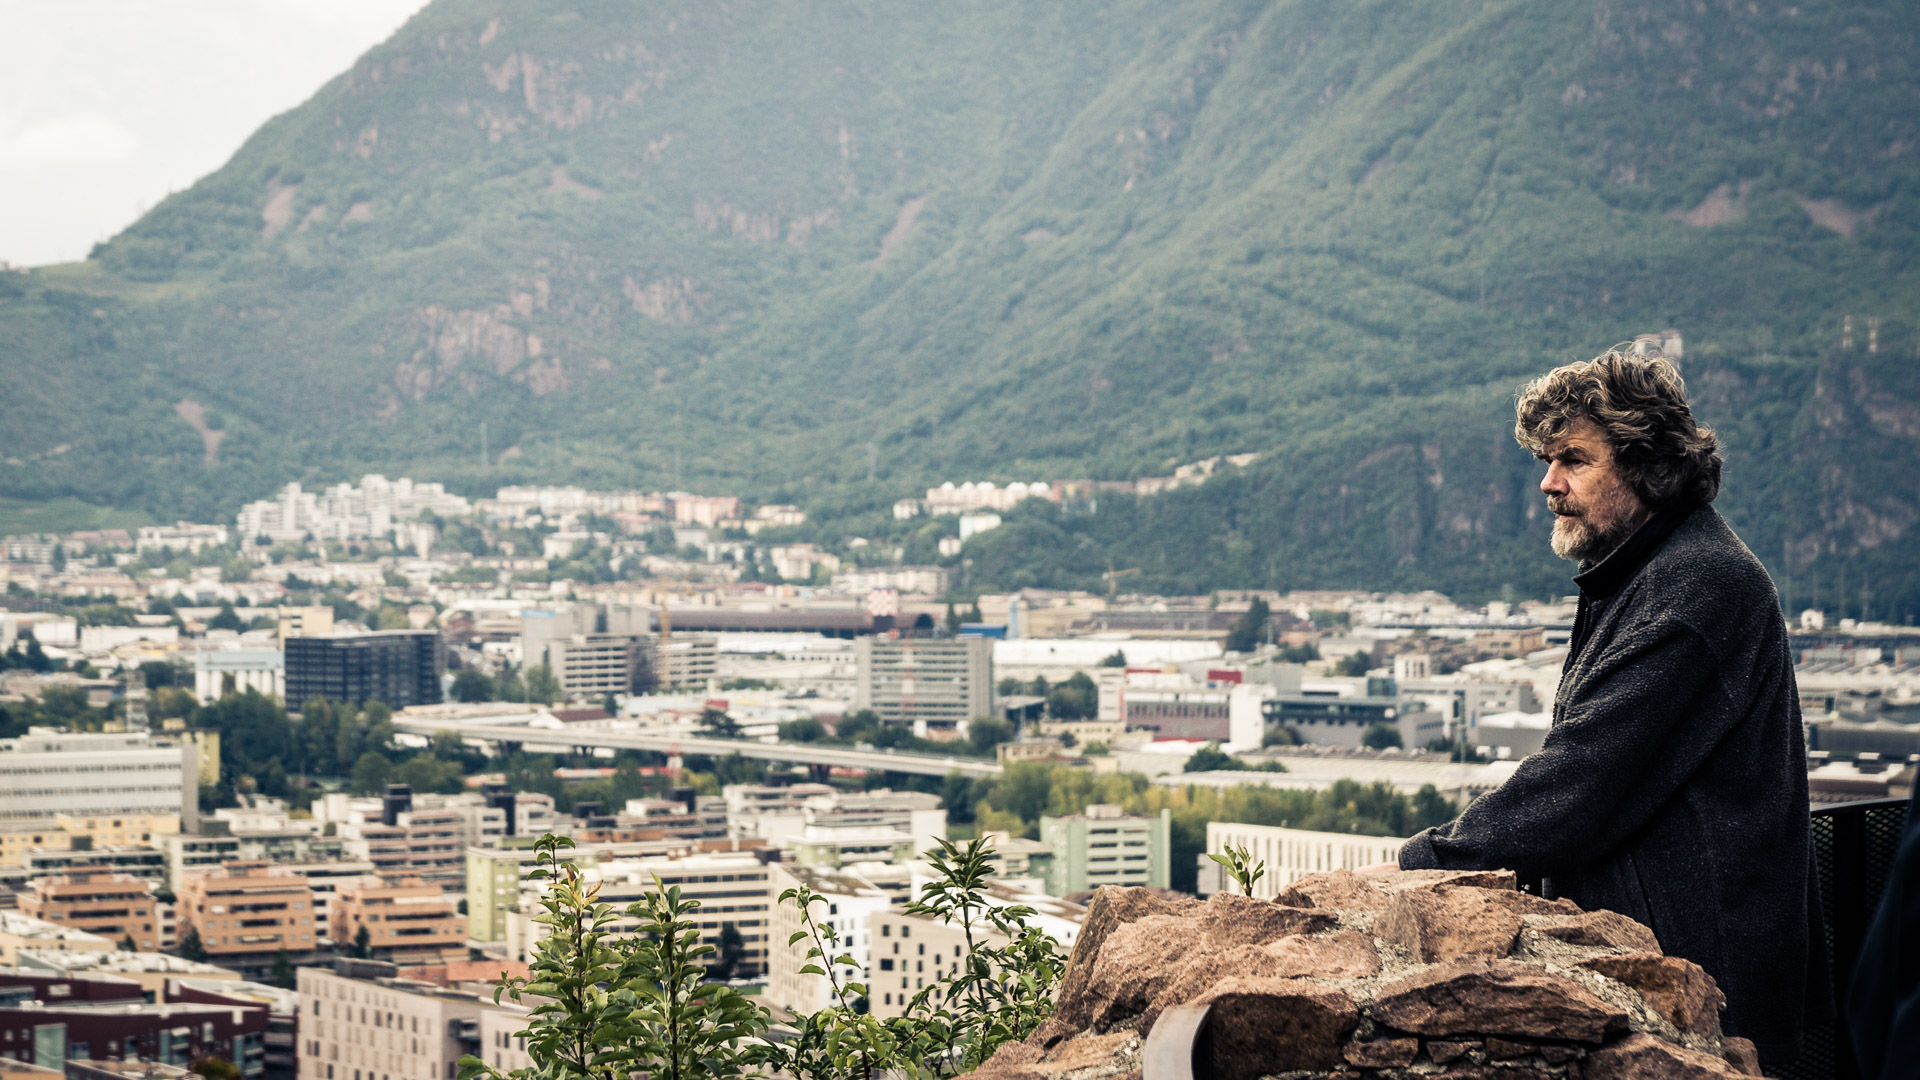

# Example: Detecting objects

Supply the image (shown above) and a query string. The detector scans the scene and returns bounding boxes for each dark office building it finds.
[284,631,443,710]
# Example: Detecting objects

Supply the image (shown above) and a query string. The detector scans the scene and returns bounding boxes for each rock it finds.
[1539,1044,1580,1064]
[1578,954,1726,1040]
[1441,1067,1561,1079]
[1719,1036,1761,1076]
[1265,930,1382,978]
[1031,1030,1138,1075]
[1051,887,1202,1032]
[1073,915,1204,1030]
[966,1040,1046,1080]
[1275,869,1391,909]
[1193,977,1359,1080]
[1369,959,1630,1043]
[1428,1040,1478,1063]
[1485,1038,1536,1060]
[1137,944,1279,1033]
[1534,910,1664,954]
[1585,1032,1749,1079]
[1194,890,1338,947]
[1344,1036,1419,1067]
[1377,868,1521,892]
[1376,886,1529,961]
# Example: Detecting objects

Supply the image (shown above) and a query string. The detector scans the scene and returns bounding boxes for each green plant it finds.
[1207,843,1267,897]
[461,835,766,1080]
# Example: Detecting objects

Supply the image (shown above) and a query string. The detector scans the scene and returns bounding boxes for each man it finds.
[1394,346,1828,1068]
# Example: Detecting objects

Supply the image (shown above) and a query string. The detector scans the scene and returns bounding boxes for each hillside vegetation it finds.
[1,0,1917,609]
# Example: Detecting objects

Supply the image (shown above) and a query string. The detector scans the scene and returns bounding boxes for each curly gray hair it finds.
[1514,345,1723,509]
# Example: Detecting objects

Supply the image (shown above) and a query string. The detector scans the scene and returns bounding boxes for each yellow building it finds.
[277,606,335,644]
[0,815,180,868]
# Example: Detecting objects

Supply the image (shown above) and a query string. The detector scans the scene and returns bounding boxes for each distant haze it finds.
[0,0,429,267]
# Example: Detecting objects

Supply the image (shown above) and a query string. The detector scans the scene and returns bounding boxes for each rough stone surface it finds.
[1719,1036,1761,1076]
[1194,890,1338,947]
[1578,954,1726,1040]
[1484,1037,1536,1060]
[1191,976,1359,1080]
[1265,929,1382,978]
[1344,1036,1419,1067]
[1051,885,1199,1029]
[1369,958,1630,1043]
[1275,868,1392,909]
[1585,1032,1749,1079]
[1534,910,1664,953]
[1002,875,1740,1079]
[1376,885,1573,961]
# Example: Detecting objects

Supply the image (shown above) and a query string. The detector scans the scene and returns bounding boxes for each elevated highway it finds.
[390,715,1002,779]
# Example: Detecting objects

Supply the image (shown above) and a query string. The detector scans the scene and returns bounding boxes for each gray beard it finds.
[1550,513,1635,563]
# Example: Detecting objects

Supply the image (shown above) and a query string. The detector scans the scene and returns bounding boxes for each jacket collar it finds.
[1572,503,1697,599]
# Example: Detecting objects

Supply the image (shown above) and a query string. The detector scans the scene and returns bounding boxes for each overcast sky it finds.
[0,0,432,268]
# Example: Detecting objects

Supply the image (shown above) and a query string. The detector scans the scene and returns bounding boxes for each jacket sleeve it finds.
[1400,610,1728,880]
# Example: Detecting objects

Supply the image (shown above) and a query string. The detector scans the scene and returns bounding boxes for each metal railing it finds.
[1777,797,1910,1080]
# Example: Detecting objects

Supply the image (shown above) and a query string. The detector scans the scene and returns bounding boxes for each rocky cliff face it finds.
[971,869,1760,1079]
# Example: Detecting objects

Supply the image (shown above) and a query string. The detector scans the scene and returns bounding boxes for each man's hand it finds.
[1355,861,1399,874]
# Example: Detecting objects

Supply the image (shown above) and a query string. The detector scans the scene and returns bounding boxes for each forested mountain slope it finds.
[1,0,1916,609]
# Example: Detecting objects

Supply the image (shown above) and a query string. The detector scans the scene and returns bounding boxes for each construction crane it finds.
[1103,564,1141,600]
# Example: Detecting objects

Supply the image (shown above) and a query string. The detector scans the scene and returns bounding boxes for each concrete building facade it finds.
[18,873,159,951]
[0,732,196,827]
[1038,805,1171,896]
[284,631,443,710]
[177,864,317,958]
[1198,821,1408,899]
[853,636,994,740]
[329,879,466,965]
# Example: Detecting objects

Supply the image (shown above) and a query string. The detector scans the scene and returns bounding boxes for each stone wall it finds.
[970,868,1761,1079]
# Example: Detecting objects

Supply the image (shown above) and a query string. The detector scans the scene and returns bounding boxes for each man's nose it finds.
[1541,464,1567,495]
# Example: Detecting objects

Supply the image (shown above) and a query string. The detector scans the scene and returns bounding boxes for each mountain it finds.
[2,0,1917,610]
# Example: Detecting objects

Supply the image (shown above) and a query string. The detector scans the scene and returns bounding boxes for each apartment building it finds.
[283,631,443,710]
[193,650,285,704]
[765,864,891,1016]
[854,636,994,739]
[330,879,466,965]
[17,950,241,1001]
[505,851,772,976]
[18,873,159,951]
[1198,821,1407,898]
[463,835,718,943]
[322,787,501,895]
[297,960,493,1080]
[1038,805,1172,896]
[0,910,114,964]
[520,602,656,696]
[725,786,946,857]
[475,1004,534,1075]
[0,732,196,827]
[0,814,179,868]
[656,635,718,690]
[177,864,317,958]
[867,884,1084,1019]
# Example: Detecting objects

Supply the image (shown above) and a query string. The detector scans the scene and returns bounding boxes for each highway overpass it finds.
[390,715,1002,779]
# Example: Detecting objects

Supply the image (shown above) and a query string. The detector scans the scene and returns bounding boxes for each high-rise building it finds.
[866,882,1084,1019]
[854,636,994,739]
[284,631,443,710]
[298,960,507,1080]
[520,603,658,697]
[504,851,772,976]
[765,864,891,1015]
[1038,805,1172,896]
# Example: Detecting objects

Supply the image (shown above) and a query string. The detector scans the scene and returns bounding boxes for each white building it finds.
[765,863,893,1015]
[0,731,196,827]
[924,481,1058,515]
[505,851,774,975]
[237,476,469,545]
[193,649,285,703]
[299,961,511,1080]
[136,523,231,553]
[1200,821,1408,898]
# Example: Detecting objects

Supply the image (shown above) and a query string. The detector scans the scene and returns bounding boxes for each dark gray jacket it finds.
[1399,505,1829,1066]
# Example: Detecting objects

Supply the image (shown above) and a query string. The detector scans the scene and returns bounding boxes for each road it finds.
[390,715,1003,779]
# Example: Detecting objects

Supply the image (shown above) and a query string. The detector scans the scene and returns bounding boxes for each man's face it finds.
[1538,418,1649,563]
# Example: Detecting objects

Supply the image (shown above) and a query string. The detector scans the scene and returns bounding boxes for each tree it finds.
[189,1059,239,1080]
[711,924,746,980]
[778,717,825,742]
[1225,598,1270,653]
[1098,649,1128,667]
[524,664,561,705]
[450,668,493,703]
[968,716,1015,754]
[1362,723,1404,750]
[699,708,741,739]
[270,948,296,989]
[119,934,137,951]
[207,602,244,632]
[1278,642,1321,663]
[945,601,962,634]
[178,926,209,962]
[1334,651,1375,677]
[1184,743,1246,773]
[1045,672,1098,721]
[350,751,393,794]
[352,924,371,959]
